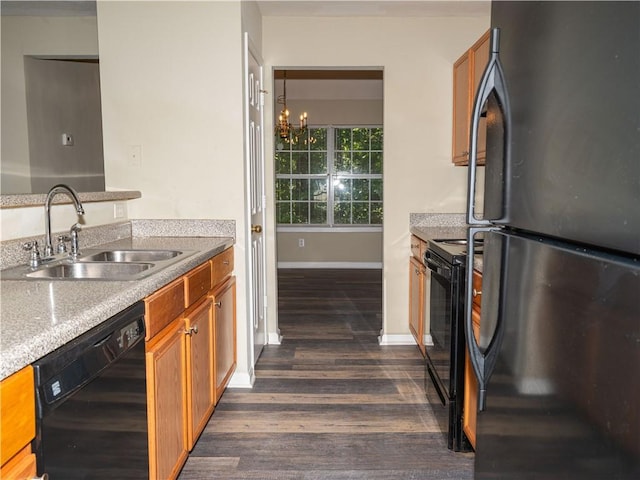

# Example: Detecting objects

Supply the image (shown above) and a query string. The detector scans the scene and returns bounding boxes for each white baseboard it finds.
[227,368,255,389]
[268,331,282,345]
[278,261,382,269]
[378,333,416,345]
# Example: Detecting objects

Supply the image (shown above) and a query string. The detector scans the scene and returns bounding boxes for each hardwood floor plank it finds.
[178,269,473,479]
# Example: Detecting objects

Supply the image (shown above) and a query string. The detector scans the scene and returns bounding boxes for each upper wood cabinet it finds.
[452,30,490,166]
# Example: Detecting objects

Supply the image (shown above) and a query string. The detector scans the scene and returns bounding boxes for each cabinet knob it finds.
[473,288,482,297]
[32,475,49,480]
[184,326,198,336]
[214,301,222,308]
[251,224,263,233]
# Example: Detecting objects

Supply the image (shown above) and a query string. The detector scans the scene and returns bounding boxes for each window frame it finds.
[275,125,383,230]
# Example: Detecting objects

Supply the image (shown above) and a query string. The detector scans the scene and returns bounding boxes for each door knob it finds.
[251,224,263,233]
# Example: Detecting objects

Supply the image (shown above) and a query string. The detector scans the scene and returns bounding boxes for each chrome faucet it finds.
[44,184,85,258]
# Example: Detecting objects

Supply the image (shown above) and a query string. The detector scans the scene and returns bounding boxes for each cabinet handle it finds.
[214,301,222,308]
[473,288,482,297]
[462,150,469,156]
[223,260,230,265]
[184,326,198,336]
[411,243,419,248]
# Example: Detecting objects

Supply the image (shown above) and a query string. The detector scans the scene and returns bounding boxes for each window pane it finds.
[371,128,383,150]
[310,128,327,150]
[371,179,383,201]
[292,202,309,224]
[291,179,309,200]
[334,178,351,201]
[275,152,290,174]
[310,202,327,224]
[310,152,327,174]
[334,202,351,224]
[371,152,383,174]
[335,128,351,151]
[371,202,383,224]
[311,179,327,202]
[276,179,291,200]
[352,128,370,150]
[276,202,291,224]
[292,152,309,174]
[352,152,369,174]
[334,152,351,174]
[352,179,369,201]
[352,203,370,224]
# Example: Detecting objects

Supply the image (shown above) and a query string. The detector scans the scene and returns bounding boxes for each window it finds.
[275,126,383,226]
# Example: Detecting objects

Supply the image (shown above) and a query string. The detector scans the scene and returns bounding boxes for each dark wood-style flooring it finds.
[179,269,474,479]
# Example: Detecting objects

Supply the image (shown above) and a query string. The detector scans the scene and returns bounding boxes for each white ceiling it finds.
[257,1,490,18]
[1,1,490,18]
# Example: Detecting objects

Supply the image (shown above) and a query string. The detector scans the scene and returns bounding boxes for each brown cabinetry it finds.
[211,276,237,401]
[408,235,428,356]
[145,247,235,479]
[463,269,482,449]
[452,30,490,166]
[0,366,37,480]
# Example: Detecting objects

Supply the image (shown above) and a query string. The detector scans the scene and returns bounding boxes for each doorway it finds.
[271,69,384,339]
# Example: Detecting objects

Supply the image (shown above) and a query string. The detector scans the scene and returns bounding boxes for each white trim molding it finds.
[228,368,255,389]
[268,331,282,345]
[278,261,382,269]
[378,333,416,346]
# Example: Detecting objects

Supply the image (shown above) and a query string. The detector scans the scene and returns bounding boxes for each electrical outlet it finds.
[113,202,126,219]
[298,238,305,247]
[61,133,74,146]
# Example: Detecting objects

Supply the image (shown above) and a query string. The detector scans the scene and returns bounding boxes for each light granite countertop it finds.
[410,225,484,273]
[0,225,234,380]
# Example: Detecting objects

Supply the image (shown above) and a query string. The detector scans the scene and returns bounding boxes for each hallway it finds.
[179,269,474,479]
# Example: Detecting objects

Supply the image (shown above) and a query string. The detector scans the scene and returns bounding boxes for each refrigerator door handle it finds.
[465,227,503,411]
[467,28,512,225]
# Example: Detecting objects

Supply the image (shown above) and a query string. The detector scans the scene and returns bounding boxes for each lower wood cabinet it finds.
[211,276,237,402]
[146,316,189,480]
[145,248,236,479]
[0,366,37,480]
[185,297,215,449]
[463,269,483,449]
[409,255,426,356]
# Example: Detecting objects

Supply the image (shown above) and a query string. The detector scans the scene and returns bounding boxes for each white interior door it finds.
[243,33,267,366]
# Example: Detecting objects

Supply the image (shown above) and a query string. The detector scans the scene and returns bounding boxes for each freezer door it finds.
[475,231,640,479]
[488,1,640,255]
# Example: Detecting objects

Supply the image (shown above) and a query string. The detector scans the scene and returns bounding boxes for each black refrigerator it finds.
[464,2,640,479]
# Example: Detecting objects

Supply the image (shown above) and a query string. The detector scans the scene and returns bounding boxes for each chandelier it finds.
[276,72,308,144]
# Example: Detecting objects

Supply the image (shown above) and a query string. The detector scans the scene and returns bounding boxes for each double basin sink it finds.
[1,249,196,281]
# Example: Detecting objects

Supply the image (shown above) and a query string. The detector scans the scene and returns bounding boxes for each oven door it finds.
[424,249,454,402]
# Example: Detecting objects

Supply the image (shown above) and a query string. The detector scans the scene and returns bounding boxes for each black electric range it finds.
[423,236,482,452]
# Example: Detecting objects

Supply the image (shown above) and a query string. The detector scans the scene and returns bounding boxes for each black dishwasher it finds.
[33,301,148,479]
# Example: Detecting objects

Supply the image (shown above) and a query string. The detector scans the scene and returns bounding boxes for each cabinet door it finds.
[408,256,425,356]
[463,302,482,450]
[212,277,237,402]
[471,31,490,164]
[184,298,215,449]
[146,318,188,480]
[452,51,471,165]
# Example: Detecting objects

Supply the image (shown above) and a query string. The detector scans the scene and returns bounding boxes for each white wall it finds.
[1,15,99,194]
[97,1,252,383]
[263,15,489,338]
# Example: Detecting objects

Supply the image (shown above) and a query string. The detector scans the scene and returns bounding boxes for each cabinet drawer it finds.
[184,262,212,308]
[145,277,185,340]
[472,270,482,308]
[0,366,35,466]
[211,247,233,286]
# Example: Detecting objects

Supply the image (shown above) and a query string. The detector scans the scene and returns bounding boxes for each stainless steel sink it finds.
[80,249,182,263]
[1,248,196,281]
[26,262,153,280]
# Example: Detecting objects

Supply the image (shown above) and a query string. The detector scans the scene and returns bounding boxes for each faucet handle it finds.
[69,223,82,258]
[57,235,71,253]
[23,241,41,268]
